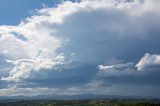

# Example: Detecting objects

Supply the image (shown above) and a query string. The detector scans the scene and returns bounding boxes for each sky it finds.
[0,0,79,25]
[0,0,160,98]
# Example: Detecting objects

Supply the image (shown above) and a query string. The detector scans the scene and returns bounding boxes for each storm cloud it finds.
[0,0,160,97]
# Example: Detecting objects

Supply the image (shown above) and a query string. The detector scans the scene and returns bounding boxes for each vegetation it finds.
[0,99,159,106]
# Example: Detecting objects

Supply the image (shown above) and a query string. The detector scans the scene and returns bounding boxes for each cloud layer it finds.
[0,0,160,97]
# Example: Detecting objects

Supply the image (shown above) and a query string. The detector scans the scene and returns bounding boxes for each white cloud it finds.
[98,63,135,77]
[136,53,160,71]
[3,53,66,81]
[0,22,64,81]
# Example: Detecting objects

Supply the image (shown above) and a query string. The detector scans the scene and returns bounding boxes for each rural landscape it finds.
[0,98,160,106]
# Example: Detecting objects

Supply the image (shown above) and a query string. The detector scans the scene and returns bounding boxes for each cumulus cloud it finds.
[136,53,160,71]
[0,0,160,97]
[0,24,67,81]
[3,53,66,81]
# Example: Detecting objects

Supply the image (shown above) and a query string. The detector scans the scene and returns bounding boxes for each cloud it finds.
[0,0,160,97]
[0,23,67,81]
[0,86,60,96]
[3,53,66,81]
[136,53,160,71]
[98,63,136,77]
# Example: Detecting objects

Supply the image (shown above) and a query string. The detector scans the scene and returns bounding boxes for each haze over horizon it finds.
[0,0,160,98]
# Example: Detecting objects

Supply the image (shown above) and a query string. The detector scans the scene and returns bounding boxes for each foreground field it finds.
[0,99,160,106]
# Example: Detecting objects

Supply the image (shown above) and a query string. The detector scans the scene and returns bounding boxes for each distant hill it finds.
[0,94,157,101]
